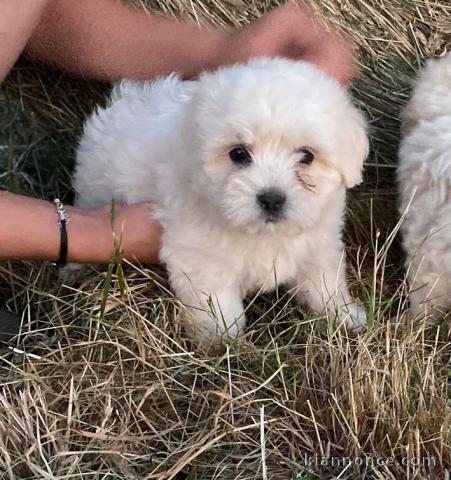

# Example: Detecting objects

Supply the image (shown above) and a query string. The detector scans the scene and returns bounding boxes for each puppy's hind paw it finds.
[59,262,87,284]
[338,301,367,333]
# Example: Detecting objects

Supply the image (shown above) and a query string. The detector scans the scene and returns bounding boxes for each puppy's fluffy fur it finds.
[75,58,368,343]
[398,53,451,321]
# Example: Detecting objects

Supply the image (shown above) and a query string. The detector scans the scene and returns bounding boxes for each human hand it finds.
[0,192,160,264]
[212,2,357,85]
[102,202,162,264]
[67,202,161,264]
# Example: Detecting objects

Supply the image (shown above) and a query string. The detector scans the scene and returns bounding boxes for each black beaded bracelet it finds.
[53,199,71,267]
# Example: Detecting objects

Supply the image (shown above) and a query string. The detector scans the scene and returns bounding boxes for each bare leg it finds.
[0,0,48,81]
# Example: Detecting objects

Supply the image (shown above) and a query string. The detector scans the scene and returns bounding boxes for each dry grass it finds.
[0,1,450,478]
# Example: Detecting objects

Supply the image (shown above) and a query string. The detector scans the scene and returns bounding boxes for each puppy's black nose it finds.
[257,189,286,216]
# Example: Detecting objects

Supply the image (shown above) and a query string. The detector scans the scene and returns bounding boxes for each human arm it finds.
[25,1,356,84]
[0,192,160,263]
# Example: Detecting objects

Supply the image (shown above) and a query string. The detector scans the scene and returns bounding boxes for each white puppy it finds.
[74,58,368,343]
[398,53,451,321]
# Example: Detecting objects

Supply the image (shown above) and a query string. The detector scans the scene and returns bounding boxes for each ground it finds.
[0,1,450,479]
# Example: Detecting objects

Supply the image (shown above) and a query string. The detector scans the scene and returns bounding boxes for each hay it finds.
[0,1,450,478]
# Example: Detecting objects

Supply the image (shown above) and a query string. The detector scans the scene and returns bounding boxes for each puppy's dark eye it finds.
[299,149,315,165]
[229,146,252,166]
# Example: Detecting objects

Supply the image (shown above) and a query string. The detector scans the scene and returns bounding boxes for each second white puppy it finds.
[398,53,451,321]
[74,58,368,344]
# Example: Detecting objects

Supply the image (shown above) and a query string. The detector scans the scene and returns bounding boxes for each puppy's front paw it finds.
[173,281,246,346]
[182,304,246,347]
[337,301,367,332]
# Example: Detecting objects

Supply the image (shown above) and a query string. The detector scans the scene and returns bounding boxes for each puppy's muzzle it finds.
[257,188,286,223]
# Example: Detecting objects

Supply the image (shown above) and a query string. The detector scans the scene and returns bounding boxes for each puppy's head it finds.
[401,53,451,135]
[187,58,368,234]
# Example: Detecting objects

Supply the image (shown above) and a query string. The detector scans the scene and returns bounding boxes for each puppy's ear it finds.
[339,110,369,188]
